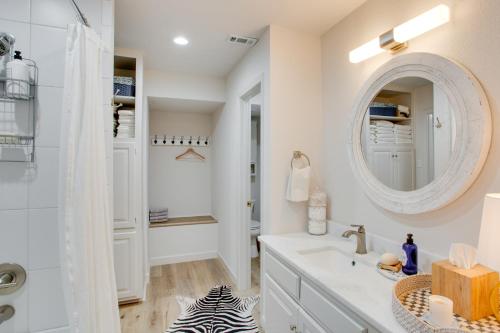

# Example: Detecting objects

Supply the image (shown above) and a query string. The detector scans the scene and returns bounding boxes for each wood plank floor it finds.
[119,257,261,333]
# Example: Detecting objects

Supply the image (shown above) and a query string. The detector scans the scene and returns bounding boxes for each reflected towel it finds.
[286,166,311,202]
[394,124,411,130]
[371,120,394,127]
[371,133,394,138]
[370,129,394,134]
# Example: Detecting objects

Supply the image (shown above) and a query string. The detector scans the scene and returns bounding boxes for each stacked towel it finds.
[149,209,168,223]
[117,108,135,138]
[369,121,413,144]
[398,105,410,117]
[394,124,412,144]
[370,121,394,144]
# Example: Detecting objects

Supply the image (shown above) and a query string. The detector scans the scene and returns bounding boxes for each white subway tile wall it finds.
[0,0,114,332]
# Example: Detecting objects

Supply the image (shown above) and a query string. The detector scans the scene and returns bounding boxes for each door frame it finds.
[236,75,264,290]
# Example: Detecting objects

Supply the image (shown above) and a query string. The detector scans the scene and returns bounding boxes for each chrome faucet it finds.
[342,224,367,255]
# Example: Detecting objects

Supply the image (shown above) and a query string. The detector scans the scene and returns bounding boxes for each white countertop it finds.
[259,233,407,333]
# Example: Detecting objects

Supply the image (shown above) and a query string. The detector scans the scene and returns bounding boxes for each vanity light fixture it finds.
[349,4,450,63]
[173,36,189,46]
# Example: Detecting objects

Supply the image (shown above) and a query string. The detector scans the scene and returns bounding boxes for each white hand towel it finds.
[286,166,311,202]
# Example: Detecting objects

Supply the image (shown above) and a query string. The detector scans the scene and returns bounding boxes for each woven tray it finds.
[392,274,500,333]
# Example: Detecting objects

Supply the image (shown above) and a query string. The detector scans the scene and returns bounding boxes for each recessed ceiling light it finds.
[173,36,189,46]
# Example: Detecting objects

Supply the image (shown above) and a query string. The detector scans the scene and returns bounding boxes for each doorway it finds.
[238,80,263,290]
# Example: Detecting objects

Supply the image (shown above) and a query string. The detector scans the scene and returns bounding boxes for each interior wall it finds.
[212,25,323,278]
[145,70,225,102]
[267,25,324,234]
[212,28,270,278]
[413,83,433,188]
[322,0,500,257]
[0,1,114,332]
[149,110,213,217]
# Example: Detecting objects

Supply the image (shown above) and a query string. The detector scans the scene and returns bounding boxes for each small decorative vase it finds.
[308,190,327,235]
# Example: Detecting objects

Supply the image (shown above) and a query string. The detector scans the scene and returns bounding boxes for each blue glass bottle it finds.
[402,233,418,275]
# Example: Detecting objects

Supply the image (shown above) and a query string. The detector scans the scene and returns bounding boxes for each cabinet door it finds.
[113,143,136,229]
[114,230,138,300]
[264,274,299,333]
[370,148,393,188]
[299,309,329,333]
[394,148,414,191]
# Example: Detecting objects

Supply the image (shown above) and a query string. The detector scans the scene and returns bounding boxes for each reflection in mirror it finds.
[361,77,455,191]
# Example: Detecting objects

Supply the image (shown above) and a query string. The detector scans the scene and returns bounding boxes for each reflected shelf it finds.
[370,115,412,121]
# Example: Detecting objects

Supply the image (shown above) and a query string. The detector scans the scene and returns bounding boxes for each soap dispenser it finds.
[402,233,418,275]
[6,50,29,99]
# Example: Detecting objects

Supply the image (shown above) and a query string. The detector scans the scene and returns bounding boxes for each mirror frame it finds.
[348,53,491,214]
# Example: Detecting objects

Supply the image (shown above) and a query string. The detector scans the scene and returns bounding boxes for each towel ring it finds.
[290,150,311,168]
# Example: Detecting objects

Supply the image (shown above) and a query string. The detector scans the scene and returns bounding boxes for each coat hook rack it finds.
[151,134,210,147]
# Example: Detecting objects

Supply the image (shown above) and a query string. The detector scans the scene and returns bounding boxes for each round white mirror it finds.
[349,53,491,214]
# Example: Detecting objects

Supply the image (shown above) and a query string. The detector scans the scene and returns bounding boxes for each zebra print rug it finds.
[166,285,260,333]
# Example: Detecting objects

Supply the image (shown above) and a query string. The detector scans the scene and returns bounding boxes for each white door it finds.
[113,230,138,300]
[264,275,299,333]
[113,143,136,229]
[299,309,329,333]
[394,148,414,191]
[370,148,393,188]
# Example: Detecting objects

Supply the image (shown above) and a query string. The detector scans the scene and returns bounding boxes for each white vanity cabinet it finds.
[264,275,299,333]
[264,275,327,333]
[263,250,376,333]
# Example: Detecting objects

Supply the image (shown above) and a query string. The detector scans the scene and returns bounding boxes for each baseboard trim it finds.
[150,251,218,266]
[217,252,237,283]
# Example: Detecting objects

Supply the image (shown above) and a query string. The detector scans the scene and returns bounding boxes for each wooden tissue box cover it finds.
[432,260,499,321]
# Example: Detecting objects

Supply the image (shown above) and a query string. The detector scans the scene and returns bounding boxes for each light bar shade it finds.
[477,193,500,272]
[349,37,384,64]
[393,4,450,43]
[349,4,450,63]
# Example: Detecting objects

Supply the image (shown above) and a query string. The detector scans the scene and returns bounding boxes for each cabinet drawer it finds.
[301,281,367,333]
[266,252,300,299]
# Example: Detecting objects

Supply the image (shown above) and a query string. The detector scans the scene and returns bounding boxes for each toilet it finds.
[250,220,261,258]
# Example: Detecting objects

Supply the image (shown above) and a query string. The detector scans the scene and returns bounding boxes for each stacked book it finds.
[149,209,168,224]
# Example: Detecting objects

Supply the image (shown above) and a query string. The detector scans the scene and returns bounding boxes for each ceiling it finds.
[384,77,433,92]
[149,97,224,114]
[115,0,367,77]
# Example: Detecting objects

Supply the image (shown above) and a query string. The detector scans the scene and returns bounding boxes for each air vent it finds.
[226,35,258,47]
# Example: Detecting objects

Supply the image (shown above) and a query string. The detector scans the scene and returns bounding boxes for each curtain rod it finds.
[70,0,90,27]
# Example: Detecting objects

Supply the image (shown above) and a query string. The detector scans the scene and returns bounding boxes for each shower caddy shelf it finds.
[0,61,38,162]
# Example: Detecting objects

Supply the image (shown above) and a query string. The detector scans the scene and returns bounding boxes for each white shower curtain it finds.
[58,23,120,333]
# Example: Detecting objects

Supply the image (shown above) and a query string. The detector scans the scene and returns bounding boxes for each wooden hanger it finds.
[175,148,205,160]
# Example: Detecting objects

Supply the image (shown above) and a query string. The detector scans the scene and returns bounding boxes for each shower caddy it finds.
[0,54,37,162]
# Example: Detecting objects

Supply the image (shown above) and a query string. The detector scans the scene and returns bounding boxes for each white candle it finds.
[429,295,454,328]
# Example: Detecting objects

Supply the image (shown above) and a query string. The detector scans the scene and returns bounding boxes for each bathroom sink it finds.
[297,246,370,272]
